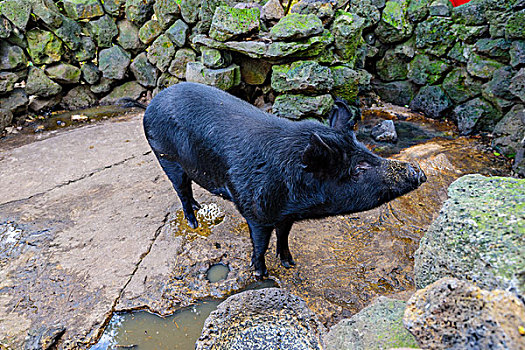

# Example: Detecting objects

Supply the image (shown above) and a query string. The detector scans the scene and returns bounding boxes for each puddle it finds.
[207,263,230,283]
[91,279,277,350]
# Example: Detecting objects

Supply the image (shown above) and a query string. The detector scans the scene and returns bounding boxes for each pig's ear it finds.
[329,98,359,131]
[301,133,337,173]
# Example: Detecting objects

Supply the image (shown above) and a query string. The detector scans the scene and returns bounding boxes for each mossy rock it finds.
[210,5,260,42]
[474,38,511,61]
[452,24,489,44]
[88,15,119,48]
[139,19,163,45]
[45,63,81,84]
[147,34,176,72]
[168,48,197,79]
[330,11,365,64]
[452,97,501,135]
[414,175,525,295]
[415,16,456,57]
[442,67,482,104]
[407,0,431,22]
[481,67,516,110]
[102,0,126,17]
[154,0,181,28]
[98,45,131,80]
[81,62,100,85]
[0,0,31,31]
[510,40,525,68]
[271,60,333,93]
[63,0,104,20]
[467,52,505,79]
[117,20,145,50]
[25,67,62,98]
[26,29,63,65]
[53,15,83,51]
[181,0,201,24]
[185,62,241,90]
[100,81,146,105]
[329,65,360,103]
[74,36,96,62]
[0,16,12,39]
[130,52,158,87]
[30,0,63,28]
[409,85,452,119]
[166,19,189,47]
[375,0,413,44]
[492,104,525,157]
[0,41,27,70]
[348,0,380,28]
[272,94,334,119]
[407,54,449,85]
[0,71,18,94]
[125,0,155,26]
[505,10,525,40]
[447,42,472,63]
[201,47,231,69]
[270,13,323,41]
[375,49,409,82]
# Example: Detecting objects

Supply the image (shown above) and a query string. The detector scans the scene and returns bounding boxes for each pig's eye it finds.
[351,161,372,177]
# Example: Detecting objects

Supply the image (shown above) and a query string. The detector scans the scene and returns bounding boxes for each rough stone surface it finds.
[147,34,176,72]
[239,57,272,85]
[0,16,12,39]
[453,97,501,135]
[371,120,398,142]
[74,36,97,62]
[409,85,452,119]
[88,15,119,48]
[324,297,417,350]
[474,38,511,61]
[54,15,83,51]
[130,52,158,87]
[125,0,155,25]
[0,72,18,95]
[415,17,455,57]
[201,47,230,69]
[117,20,145,51]
[510,40,525,68]
[154,0,181,28]
[270,13,324,41]
[414,175,525,294]
[407,54,449,85]
[26,29,63,65]
[330,65,360,103]
[196,288,326,350]
[98,45,131,80]
[331,12,365,63]
[0,108,13,132]
[0,42,27,71]
[262,0,284,22]
[185,62,240,90]
[376,0,413,44]
[481,66,516,109]
[45,63,81,84]
[467,52,505,79]
[442,68,482,104]
[155,72,180,92]
[492,104,525,156]
[138,19,163,45]
[103,0,126,16]
[100,81,146,105]
[272,94,334,119]
[166,19,189,48]
[506,10,525,40]
[0,88,28,114]
[90,77,113,94]
[210,5,260,42]
[25,67,62,98]
[404,278,525,350]
[81,62,100,85]
[372,80,417,106]
[63,0,104,20]
[0,0,31,31]
[291,0,334,22]
[181,0,201,24]
[60,85,97,110]
[509,68,525,102]
[168,48,197,79]
[376,49,409,82]
[28,95,62,113]
[428,0,451,16]
[271,60,333,93]
[348,0,380,28]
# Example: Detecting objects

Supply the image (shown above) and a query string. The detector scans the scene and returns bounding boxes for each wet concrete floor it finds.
[0,107,510,349]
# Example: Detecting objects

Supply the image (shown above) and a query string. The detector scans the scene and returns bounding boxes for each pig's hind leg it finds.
[156,155,200,229]
[247,221,273,278]
[275,220,295,268]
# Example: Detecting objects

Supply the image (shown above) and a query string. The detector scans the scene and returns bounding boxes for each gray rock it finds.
[74,36,97,62]
[371,120,397,142]
[0,108,13,132]
[0,88,28,114]
[329,65,361,103]
[210,5,260,41]
[45,63,81,84]
[0,16,12,39]
[372,79,417,106]
[291,0,334,22]
[239,57,272,85]
[100,81,146,105]
[404,277,525,350]
[453,97,501,135]
[270,13,323,41]
[271,60,333,93]
[407,0,431,22]
[25,67,62,98]
[442,68,482,104]
[26,29,63,65]
[125,0,155,25]
[130,52,158,87]
[196,288,326,350]
[166,20,189,47]
[376,49,409,82]
[63,0,104,20]
[487,8,509,38]
[453,24,488,44]
[474,38,511,61]
[0,71,18,95]
[407,54,449,85]
[481,67,516,110]
[409,85,451,119]
[348,0,380,28]
[181,0,201,24]
[25,325,66,350]
[155,72,180,91]
[88,15,119,48]
[510,40,525,68]
[201,48,231,69]
[53,15,83,51]
[102,0,126,16]
[466,53,505,79]
[262,0,284,22]
[28,95,62,113]
[61,86,97,110]
[147,34,176,72]
[81,62,100,85]
[451,0,490,25]
[505,9,525,40]
[138,19,163,45]
[509,67,525,102]
[117,20,145,51]
[0,0,31,30]
[186,62,240,90]
[492,104,525,157]
[29,0,63,28]
[325,297,417,350]
[428,0,451,16]
[197,0,227,34]
[414,17,455,57]
[272,93,333,119]
[168,48,197,79]
[99,45,131,80]
[90,77,114,94]
[154,0,181,28]
[376,0,413,44]
[447,42,473,63]
[0,42,27,71]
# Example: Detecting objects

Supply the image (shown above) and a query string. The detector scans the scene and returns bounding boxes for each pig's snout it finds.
[407,163,427,186]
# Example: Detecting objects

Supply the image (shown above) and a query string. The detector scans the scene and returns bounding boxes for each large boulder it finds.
[271,60,333,93]
[409,85,452,119]
[98,45,131,80]
[452,97,501,135]
[272,93,333,119]
[210,5,260,42]
[270,13,323,41]
[185,62,240,90]
[404,278,525,350]
[414,175,525,294]
[25,67,62,98]
[325,297,418,350]
[196,288,326,350]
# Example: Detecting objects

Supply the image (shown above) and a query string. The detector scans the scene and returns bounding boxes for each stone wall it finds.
[0,0,523,166]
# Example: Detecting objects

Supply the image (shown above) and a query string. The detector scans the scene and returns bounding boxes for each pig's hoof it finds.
[187,217,199,229]
[254,267,268,279]
[280,258,296,269]
[191,199,201,210]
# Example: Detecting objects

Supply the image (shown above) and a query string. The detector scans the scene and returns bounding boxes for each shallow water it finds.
[91,280,277,350]
[207,263,230,283]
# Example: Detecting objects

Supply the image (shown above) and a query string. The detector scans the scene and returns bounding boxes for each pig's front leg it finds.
[247,221,273,278]
[275,220,295,268]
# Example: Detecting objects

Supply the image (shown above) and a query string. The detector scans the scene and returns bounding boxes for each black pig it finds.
[141,82,426,277]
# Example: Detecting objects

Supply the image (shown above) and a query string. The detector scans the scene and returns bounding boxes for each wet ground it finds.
[0,106,510,349]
